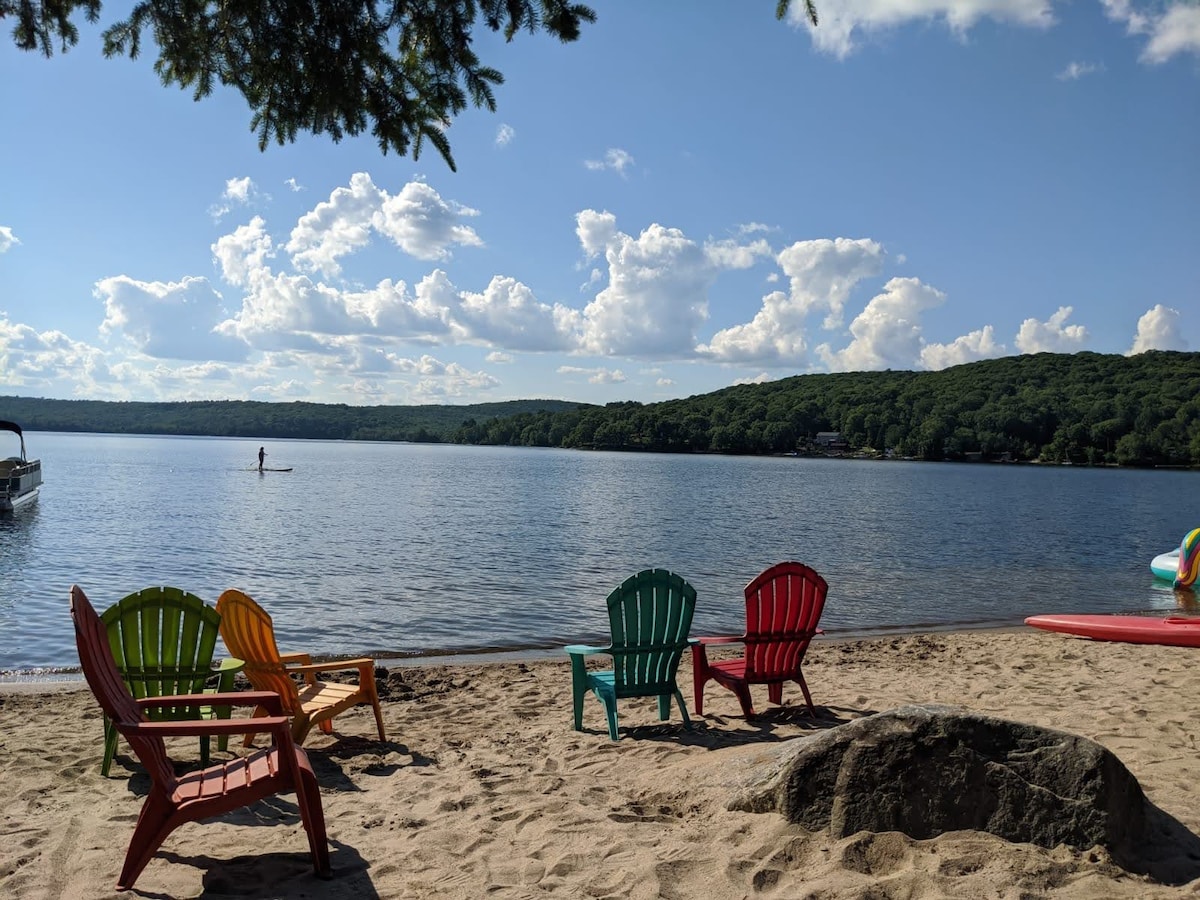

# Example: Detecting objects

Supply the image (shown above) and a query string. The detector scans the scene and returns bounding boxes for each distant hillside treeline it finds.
[451,351,1200,467]
[0,397,587,443]
[3,351,1198,466]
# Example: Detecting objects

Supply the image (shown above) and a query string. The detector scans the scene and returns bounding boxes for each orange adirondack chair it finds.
[692,561,828,717]
[70,585,330,892]
[215,589,386,747]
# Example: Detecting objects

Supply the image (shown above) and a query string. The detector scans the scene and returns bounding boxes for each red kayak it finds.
[1025,614,1200,647]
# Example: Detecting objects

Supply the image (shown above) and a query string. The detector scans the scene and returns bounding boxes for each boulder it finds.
[729,704,1160,871]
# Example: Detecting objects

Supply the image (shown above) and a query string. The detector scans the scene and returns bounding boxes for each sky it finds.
[1,2,1198,408]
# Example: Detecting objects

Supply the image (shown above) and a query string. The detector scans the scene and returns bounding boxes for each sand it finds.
[4,628,1200,899]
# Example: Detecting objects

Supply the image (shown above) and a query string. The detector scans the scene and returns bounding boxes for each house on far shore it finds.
[814,431,849,453]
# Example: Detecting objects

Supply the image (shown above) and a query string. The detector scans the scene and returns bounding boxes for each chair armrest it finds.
[284,658,376,677]
[214,657,244,674]
[136,691,285,715]
[696,635,746,646]
[564,644,610,658]
[279,651,312,664]
[127,715,291,739]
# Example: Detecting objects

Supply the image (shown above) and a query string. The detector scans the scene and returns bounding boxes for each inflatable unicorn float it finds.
[1151,528,1200,589]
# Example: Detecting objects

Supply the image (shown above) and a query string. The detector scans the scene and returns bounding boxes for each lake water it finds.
[1,432,1196,674]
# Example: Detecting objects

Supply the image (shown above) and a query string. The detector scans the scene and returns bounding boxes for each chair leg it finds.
[672,688,691,727]
[102,716,119,777]
[732,683,755,717]
[198,734,211,767]
[601,694,619,741]
[293,756,332,877]
[797,672,816,715]
[767,681,783,706]
[370,698,387,741]
[117,791,175,891]
[657,693,671,721]
[569,656,588,731]
[691,646,710,715]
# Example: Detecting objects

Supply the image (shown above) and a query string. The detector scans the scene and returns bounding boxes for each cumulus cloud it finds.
[496,124,515,147]
[920,325,1005,370]
[1014,305,1089,353]
[95,275,250,362]
[209,177,267,220]
[782,0,1054,59]
[0,226,19,253]
[0,314,109,395]
[284,178,305,192]
[1129,304,1187,353]
[818,276,947,371]
[1103,0,1200,62]
[575,211,719,358]
[584,148,635,176]
[700,237,885,365]
[558,365,627,384]
[286,173,482,278]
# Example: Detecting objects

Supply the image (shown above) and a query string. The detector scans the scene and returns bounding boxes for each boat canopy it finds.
[1,421,28,461]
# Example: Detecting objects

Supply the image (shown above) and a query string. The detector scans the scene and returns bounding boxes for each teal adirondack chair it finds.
[565,569,698,740]
[98,587,242,776]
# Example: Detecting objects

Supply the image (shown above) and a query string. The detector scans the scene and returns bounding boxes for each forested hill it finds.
[0,397,587,444]
[452,351,1200,467]
[3,351,1198,466]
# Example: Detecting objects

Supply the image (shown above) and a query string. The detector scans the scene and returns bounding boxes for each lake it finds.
[1,432,1196,674]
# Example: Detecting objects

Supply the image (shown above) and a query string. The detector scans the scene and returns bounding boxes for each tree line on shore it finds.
[3,351,1199,467]
[450,351,1200,467]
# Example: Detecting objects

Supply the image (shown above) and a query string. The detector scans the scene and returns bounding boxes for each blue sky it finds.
[1,1,1197,407]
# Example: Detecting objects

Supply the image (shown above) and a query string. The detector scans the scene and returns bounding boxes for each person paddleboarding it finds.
[258,446,266,471]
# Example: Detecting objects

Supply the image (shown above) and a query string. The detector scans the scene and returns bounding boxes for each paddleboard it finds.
[1025,613,1200,647]
[254,467,293,472]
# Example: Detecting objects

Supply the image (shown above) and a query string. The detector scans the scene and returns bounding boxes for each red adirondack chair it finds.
[70,585,331,892]
[692,561,828,717]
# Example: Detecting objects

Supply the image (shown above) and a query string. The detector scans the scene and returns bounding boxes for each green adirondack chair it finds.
[98,587,242,776]
[565,568,698,740]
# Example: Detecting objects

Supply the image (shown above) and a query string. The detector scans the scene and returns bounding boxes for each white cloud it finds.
[818,276,947,371]
[1129,304,1188,353]
[496,124,515,147]
[920,325,1005,370]
[453,275,579,351]
[209,176,267,220]
[0,315,108,394]
[1057,60,1103,80]
[783,0,1054,59]
[95,275,250,362]
[0,226,19,253]
[212,217,275,288]
[656,377,675,386]
[1014,305,1089,353]
[1103,0,1200,62]
[574,212,715,358]
[778,238,886,329]
[700,237,885,365]
[374,181,484,261]
[584,148,635,176]
[733,372,775,385]
[284,178,305,192]
[558,365,627,384]
[486,351,513,363]
[285,173,483,278]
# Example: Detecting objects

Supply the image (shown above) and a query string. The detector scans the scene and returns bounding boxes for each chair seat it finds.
[172,745,297,805]
[298,681,368,717]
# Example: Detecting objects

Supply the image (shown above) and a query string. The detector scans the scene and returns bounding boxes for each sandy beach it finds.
[4,628,1200,899]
